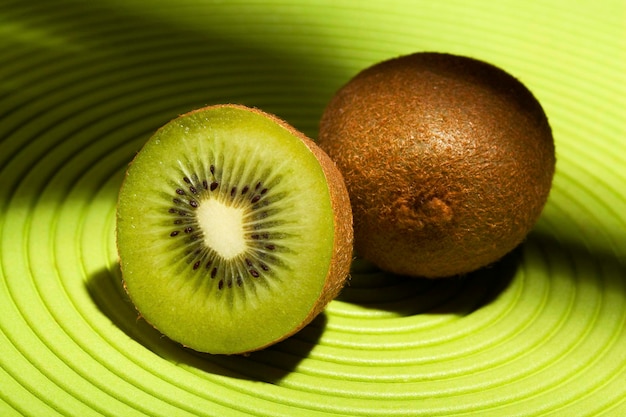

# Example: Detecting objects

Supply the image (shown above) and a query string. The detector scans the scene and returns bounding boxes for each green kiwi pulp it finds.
[318,52,555,278]
[116,104,353,354]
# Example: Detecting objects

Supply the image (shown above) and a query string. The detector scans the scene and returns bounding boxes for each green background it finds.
[1,1,625,416]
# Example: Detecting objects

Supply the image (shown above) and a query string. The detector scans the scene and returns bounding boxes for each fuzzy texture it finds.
[318,52,555,278]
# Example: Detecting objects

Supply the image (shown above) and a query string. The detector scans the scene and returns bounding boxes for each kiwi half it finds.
[116,104,353,354]
[318,52,555,278]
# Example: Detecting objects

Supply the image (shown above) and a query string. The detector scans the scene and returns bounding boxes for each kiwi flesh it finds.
[116,104,353,354]
[318,52,555,278]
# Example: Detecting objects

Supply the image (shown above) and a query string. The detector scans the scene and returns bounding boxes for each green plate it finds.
[1,1,625,416]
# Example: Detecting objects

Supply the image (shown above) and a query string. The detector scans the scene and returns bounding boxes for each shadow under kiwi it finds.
[86,265,325,384]
[337,244,523,317]
[339,219,626,317]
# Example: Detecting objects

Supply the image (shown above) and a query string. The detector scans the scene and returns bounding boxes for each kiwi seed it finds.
[318,52,555,278]
[116,104,353,354]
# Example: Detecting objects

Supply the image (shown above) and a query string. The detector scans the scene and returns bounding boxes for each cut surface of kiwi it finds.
[318,52,555,278]
[116,104,352,354]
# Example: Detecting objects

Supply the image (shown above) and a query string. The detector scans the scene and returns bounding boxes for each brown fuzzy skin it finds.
[318,53,555,278]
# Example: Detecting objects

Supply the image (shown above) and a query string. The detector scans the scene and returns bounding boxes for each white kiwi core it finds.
[196,198,246,259]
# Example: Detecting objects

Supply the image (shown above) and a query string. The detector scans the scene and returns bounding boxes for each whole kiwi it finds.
[318,52,555,278]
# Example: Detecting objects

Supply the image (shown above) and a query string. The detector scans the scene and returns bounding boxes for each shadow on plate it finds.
[1,0,356,212]
[86,265,326,384]
[337,245,523,317]
[337,224,626,318]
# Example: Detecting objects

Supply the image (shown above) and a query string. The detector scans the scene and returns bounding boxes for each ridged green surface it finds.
[1,1,625,416]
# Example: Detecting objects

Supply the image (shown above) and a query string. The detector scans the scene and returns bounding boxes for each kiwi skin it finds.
[318,52,555,278]
[117,104,353,354]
